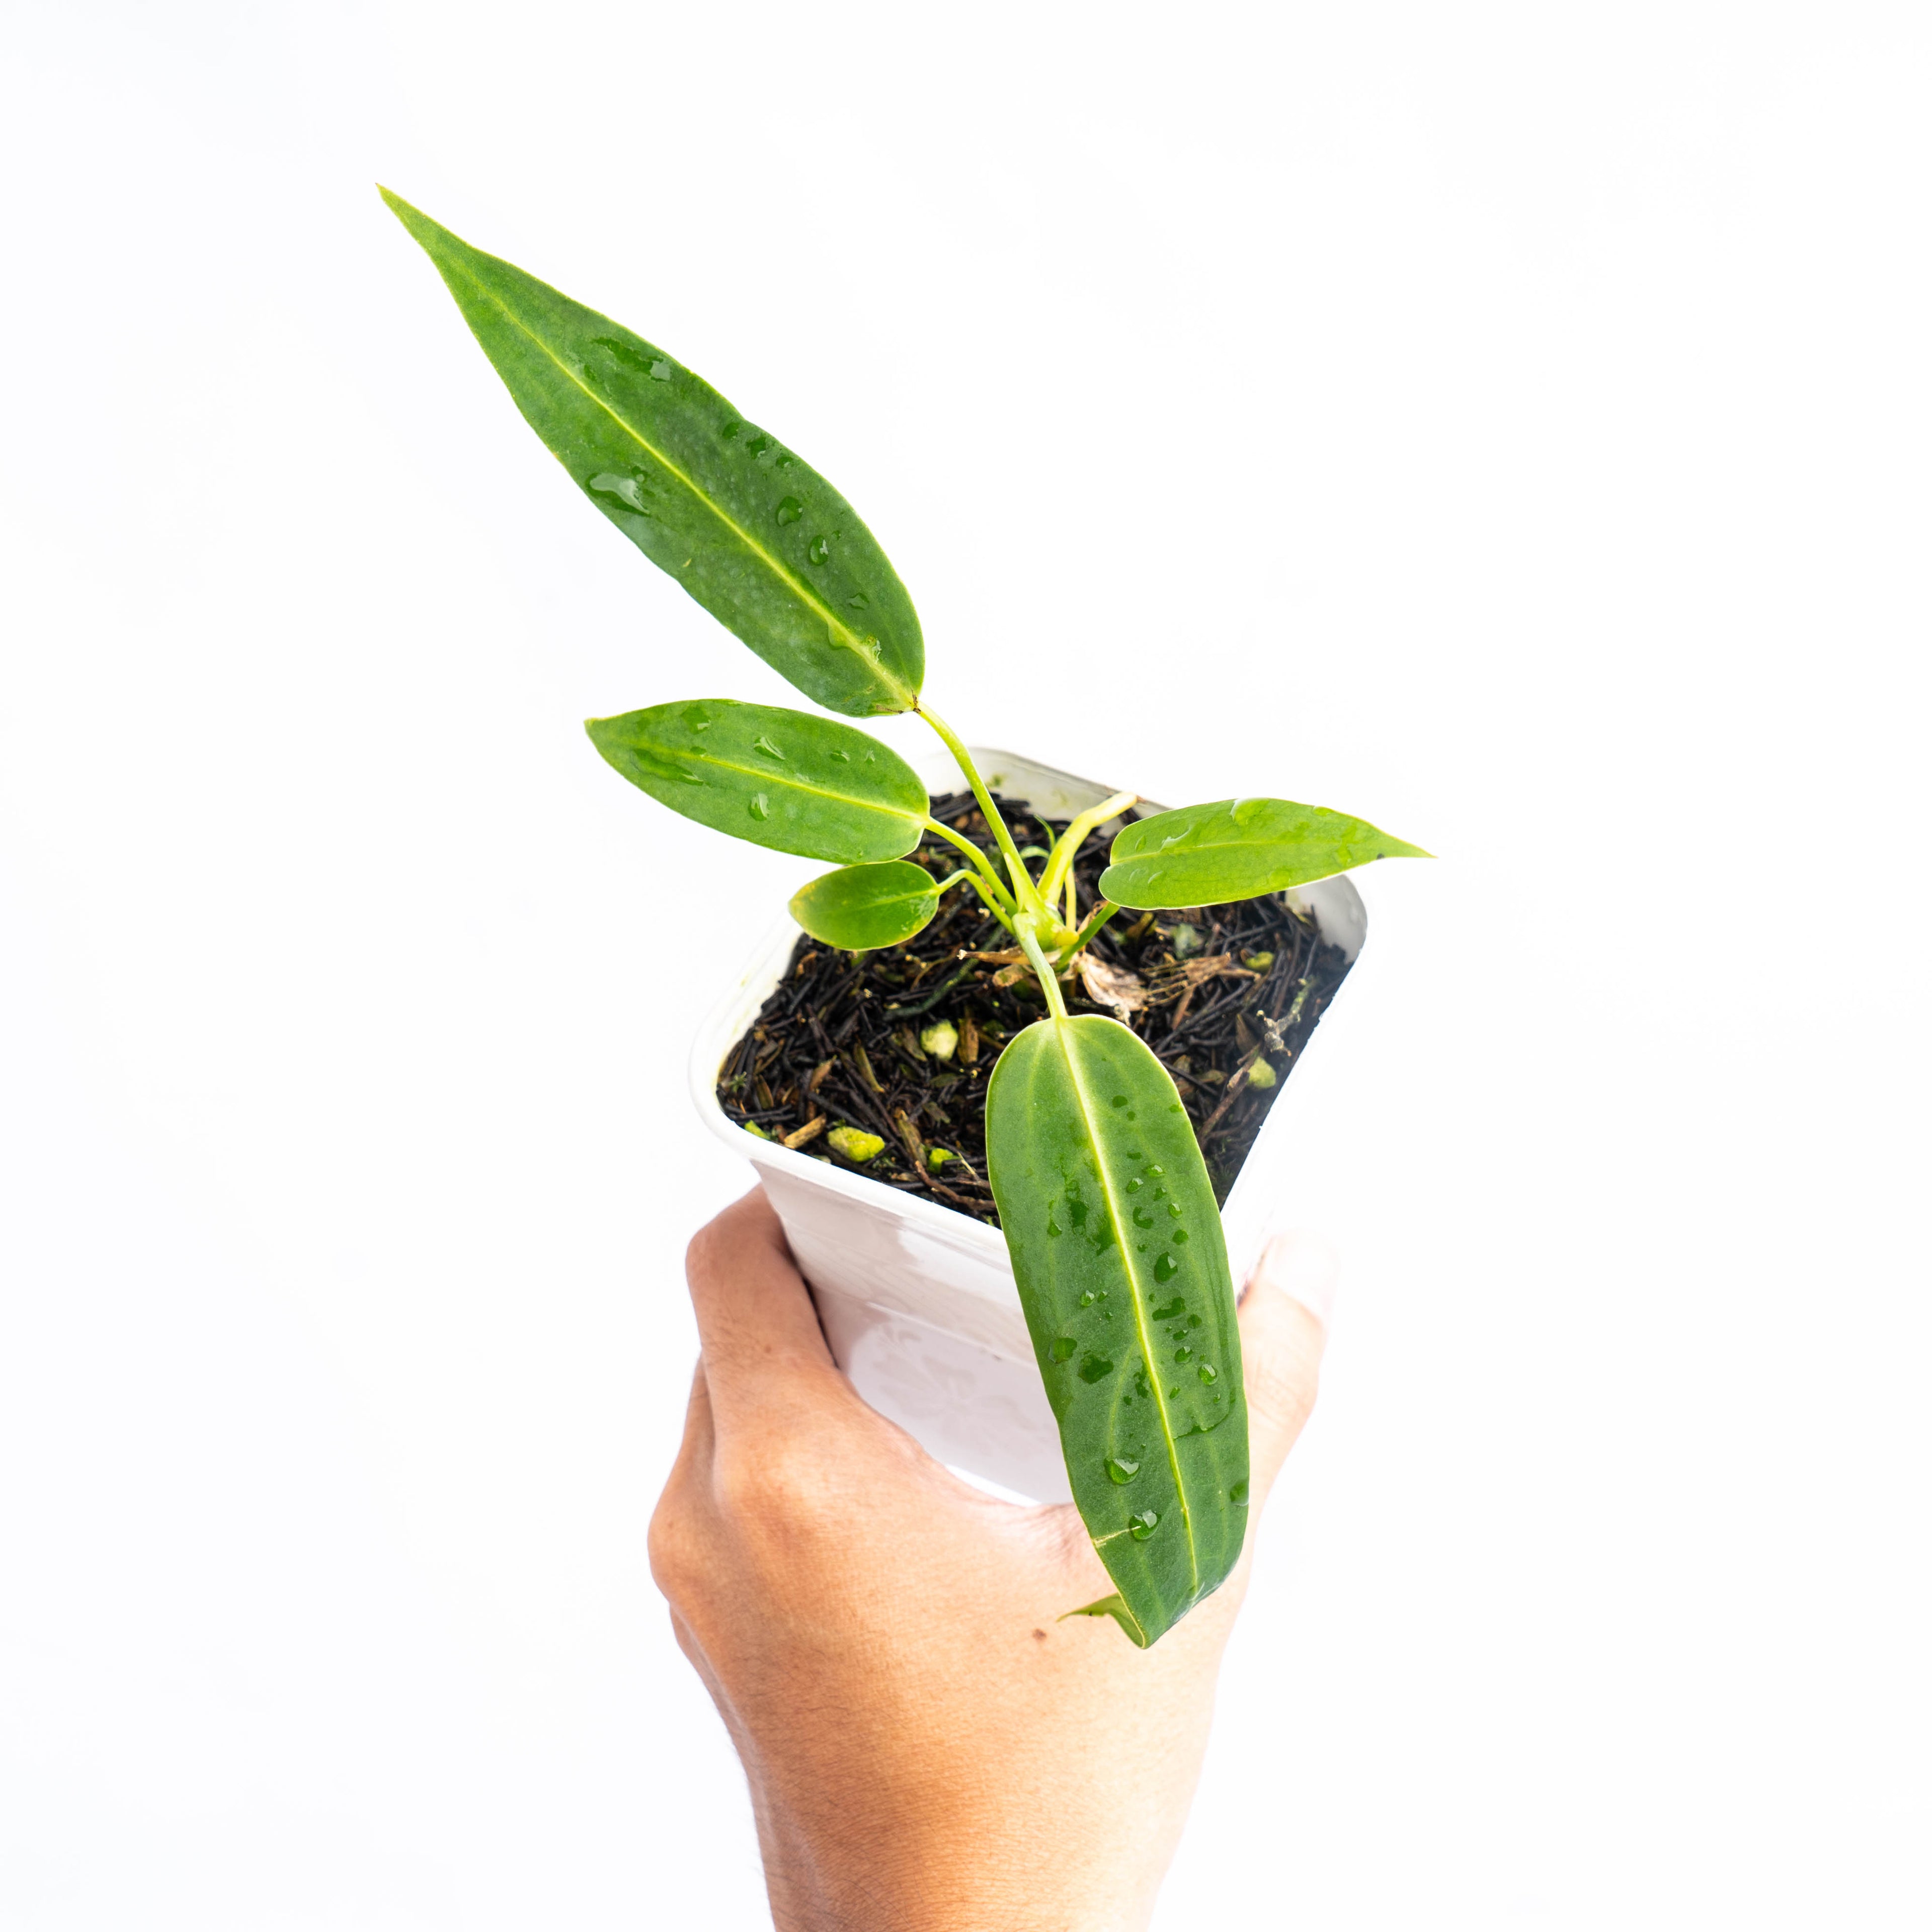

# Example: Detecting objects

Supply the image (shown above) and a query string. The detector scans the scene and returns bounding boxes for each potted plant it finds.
[385,191,1427,1647]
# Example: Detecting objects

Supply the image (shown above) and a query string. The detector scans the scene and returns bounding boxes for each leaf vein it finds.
[1052,1019,1200,1594]
[628,740,921,823]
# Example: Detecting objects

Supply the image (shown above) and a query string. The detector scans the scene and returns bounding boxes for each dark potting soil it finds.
[716,790,1356,1229]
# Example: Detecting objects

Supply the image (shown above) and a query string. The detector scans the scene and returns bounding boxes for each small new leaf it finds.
[790,860,940,950]
[1099,797,1430,909]
[587,699,925,862]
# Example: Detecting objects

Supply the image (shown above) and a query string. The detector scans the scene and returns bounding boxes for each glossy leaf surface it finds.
[586,700,925,863]
[986,1016,1246,1646]
[382,191,923,717]
[790,861,939,950]
[1099,797,1428,909]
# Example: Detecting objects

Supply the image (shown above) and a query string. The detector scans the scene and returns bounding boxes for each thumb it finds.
[1238,1230,1339,1506]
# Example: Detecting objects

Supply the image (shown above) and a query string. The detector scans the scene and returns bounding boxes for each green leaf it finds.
[1060,1593,1144,1643]
[790,860,939,950]
[586,699,926,863]
[1099,797,1430,910]
[381,190,923,718]
[985,1015,1247,1647]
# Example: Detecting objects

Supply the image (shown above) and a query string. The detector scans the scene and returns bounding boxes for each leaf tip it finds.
[376,186,448,254]
[1059,1593,1150,1647]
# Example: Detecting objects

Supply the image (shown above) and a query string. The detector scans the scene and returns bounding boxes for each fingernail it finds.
[1250,1229,1341,1330]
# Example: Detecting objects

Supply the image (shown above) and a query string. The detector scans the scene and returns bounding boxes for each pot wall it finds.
[689,748,1365,1502]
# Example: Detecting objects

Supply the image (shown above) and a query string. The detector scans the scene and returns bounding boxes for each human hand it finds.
[649,1189,1336,1932]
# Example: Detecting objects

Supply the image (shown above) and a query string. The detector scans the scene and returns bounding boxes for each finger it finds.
[684,1186,841,1423]
[1238,1230,1338,1506]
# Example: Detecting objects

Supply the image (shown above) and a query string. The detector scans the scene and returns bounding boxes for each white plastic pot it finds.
[690,748,1366,1503]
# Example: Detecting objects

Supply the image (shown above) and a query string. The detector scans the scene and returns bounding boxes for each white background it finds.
[2,3,1926,1925]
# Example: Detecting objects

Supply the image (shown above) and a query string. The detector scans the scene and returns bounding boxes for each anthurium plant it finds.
[385,191,1427,1647]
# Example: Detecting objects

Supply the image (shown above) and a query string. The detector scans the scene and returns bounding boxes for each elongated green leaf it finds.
[986,1016,1246,1647]
[1099,797,1429,909]
[382,190,923,718]
[790,860,939,950]
[586,699,925,863]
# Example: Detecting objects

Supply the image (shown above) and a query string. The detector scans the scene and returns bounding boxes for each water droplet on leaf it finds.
[776,496,804,525]
[1106,1456,1140,1485]
[808,534,831,565]
[749,793,770,821]
[1198,1363,1218,1383]
[1154,1253,1179,1283]
[1129,1510,1160,1541]
[1051,1336,1076,1362]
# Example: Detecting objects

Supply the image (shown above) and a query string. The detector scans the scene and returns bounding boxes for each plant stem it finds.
[914,703,1044,916]
[1037,789,1138,905]
[948,870,1018,934]
[1058,898,1121,960]
[1015,916,1069,1021]
[921,815,1015,911]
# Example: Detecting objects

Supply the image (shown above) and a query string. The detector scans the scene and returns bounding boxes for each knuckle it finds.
[647,1487,702,1604]
[711,1441,836,1525]
[708,1419,856,1554]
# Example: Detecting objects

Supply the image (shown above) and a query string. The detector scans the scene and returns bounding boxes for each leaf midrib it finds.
[441,250,914,710]
[633,736,922,826]
[1052,1017,1200,1595]
[1116,828,1326,862]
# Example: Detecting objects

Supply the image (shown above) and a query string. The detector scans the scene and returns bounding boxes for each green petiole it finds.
[922,814,1017,914]
[915,703,1046,920]
[1014,916,1070,1022]
[1059,897,1121,958]
[1038,789,1139,907]
[941,867,1018,931]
